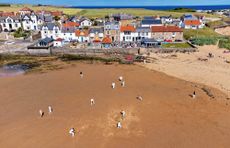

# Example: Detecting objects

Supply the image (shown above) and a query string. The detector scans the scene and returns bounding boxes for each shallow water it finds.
[0,65,27,77]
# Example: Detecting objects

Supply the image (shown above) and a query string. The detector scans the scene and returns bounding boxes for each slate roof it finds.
[89,28,104,34]
[141,19,162,25]
[136,27,151,32]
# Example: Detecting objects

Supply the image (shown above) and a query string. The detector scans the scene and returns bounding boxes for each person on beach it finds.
[119,76,123,81]
[117,121,122,128]
[48,106,53,114]
[69,128,75,137]
[121,81,125,87]
[121,110,126,119]
[137,95,143,101]
[90,98,95,106]
[192,91,196,99]
[112,82,116,89]
[80,72,83,78]
[39,109,44,117]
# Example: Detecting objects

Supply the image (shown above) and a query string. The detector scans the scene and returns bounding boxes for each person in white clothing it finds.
[117,122,122,128]
[118,76,123,81]
[90,98,95,106]
[39,109,44,117]
[69,128,75,137]
[121,81,125,87]
[137,95,143,101]
[80,72,83,78]
[192,91,196,99]
[112,82,115,89]
[48,106,53,114]
[121,110,126,118]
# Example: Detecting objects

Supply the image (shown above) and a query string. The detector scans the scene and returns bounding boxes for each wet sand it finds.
[0,62,230,148]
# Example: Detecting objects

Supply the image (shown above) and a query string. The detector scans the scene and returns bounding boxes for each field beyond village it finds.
[0,4,222,18]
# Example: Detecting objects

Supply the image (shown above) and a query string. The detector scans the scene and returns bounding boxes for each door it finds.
[9,24,12,29]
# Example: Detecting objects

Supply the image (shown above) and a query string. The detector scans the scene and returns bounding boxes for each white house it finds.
[21,13,38,31]
[0,16,21,32]
[41,23,61,39]
[136,27,151,41]
[53,38,64,47]
[80,18,92,28]
[61,27,76,41]
[120,25,137,42]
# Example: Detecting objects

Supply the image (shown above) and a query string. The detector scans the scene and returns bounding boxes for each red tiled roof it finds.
[51,11,63,16]
[102,36,112,44]
[75,30,89,36]
[20,7,33,12]
[93,40,101,43]
[151,26,183,32]
[55,38,63,41]
[63,22,80,27]
[0,12,15,17]
[120,25,136,32]
[184,20,201,26]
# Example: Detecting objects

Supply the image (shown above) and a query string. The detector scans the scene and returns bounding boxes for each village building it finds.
[75,29,89,42]
[89,27,104,42]
[180,14,204,29]
[160,16,173,24]
[141,19,162,27]
[104,21,120,42]
[53,38,64,47]
[120,25,137,42]
[0,16,21,32]
[41,23,61,39]
[19,7,33,15]
[61,26,75,41]
[136,27,151,41]
[102,36,112,48]
[21,13,39,31]
[151,26,183,42]
[80,18,92,28]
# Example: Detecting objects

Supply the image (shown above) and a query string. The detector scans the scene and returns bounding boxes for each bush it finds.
[191,37,218,46]
[13,27,31,38]
[218,38,230,50]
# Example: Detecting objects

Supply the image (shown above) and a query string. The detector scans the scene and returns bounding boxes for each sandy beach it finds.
[215,26,230,36]
[0,62,230,148]
[143,45,230,97]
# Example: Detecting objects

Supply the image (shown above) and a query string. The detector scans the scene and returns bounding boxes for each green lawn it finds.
[161,43,193,48]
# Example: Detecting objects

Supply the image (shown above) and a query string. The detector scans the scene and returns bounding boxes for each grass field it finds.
[161,42,192,48]
[0,4,82,16]
[0,4,221,18]
[183,27,222,40]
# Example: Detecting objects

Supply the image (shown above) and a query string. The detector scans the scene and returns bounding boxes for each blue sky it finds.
[1,0,230,6]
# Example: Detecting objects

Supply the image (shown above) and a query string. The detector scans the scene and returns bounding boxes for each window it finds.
[107,31,110,34]
[3,24,6,27]
[15,24,18,27]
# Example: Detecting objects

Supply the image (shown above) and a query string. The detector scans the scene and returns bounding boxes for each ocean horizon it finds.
[69,5,230,10]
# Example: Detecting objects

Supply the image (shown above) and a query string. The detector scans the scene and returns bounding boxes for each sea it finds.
[70,5,230,10]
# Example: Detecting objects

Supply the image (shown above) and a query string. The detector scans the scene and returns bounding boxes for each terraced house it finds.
[0,16,21,32]
[104,21,120,42]
[21,13,39,31]
[120,25,137,42]
[151,26,183,42]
